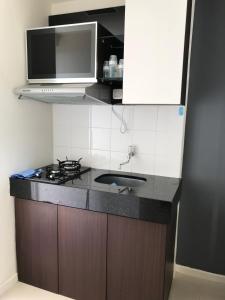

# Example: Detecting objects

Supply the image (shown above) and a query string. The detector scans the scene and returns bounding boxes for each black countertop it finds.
[10,168,181,224]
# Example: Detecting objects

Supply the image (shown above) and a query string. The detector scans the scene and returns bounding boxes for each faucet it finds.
[119,145,136,170]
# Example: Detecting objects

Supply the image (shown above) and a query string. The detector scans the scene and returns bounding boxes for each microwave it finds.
[26,22,109,84]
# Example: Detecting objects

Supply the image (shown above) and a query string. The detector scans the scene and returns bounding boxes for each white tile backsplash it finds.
[155,155,182,178]
[132,106,158,131]
[70,105,90,128]
[53,105,73,124]
[131,154,155,175]
[71,127,90,149]
[53,104,185,178]
[91,105,112,128]
[156,132,183,157]
[91,128,111,151]
[70,148,91,166]
[111,106,133,129]
[54,146,71,163]
[110,151,132,172]
[91,150,111,169]
[111,129,132,152]
[157,106,185,133]
[132,130,156,155]
[53,121,72,147]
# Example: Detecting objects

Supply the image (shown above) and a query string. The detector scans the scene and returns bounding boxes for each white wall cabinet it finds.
[123,0,191,105]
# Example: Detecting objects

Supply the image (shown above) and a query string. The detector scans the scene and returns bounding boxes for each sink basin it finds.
[95,173,147,187]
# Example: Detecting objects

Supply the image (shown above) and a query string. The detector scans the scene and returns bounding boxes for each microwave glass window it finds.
[27,23,96,80]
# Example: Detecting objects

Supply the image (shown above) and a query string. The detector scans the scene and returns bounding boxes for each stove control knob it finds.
[34,169,42,178]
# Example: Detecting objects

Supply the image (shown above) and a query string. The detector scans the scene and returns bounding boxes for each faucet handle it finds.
[119,145,136,170]
[128,145,136,157]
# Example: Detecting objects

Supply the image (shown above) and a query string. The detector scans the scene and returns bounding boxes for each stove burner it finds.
[58,158,82,173]
[44,158,83,181]
[28,155,90,185]
[51,170,61,175]
[46,167,64,181]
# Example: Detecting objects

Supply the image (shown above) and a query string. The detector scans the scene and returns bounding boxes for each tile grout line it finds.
[109,105,113,170]
[89,105,92,166]
[153,106,160,176]
[130,106,135,173]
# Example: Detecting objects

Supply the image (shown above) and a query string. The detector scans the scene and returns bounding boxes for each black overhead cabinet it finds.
[49,6,125,36]
[49,6,125,102]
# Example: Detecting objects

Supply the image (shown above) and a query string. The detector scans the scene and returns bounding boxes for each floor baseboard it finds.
[0,274,18,296]
[175,264,225,284]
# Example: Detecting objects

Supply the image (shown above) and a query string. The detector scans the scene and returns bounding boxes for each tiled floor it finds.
[1,272,225,300]
[170,272,225,300]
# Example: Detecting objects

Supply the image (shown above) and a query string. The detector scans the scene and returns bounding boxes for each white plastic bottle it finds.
[109,55,118,78]
[118,59,124,78]
[103,61,110,78]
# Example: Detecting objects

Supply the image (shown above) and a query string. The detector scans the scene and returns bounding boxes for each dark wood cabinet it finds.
[15,199,176,300]
[107,214,176,300]
[15,199,58,293]
[58,206,107,300]
[107,215,167,300]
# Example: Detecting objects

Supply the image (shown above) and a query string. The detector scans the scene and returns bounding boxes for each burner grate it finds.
[57,157,82,173]
[28,157,90,185]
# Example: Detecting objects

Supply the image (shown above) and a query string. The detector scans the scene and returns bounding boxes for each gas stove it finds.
[29,158,91,185]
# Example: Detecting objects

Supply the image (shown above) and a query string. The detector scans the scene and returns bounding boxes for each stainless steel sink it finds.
[95,173,147,187]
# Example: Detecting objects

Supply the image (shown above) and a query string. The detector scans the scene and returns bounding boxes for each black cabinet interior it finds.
[49,6,125,102]
[49,7,125,75]
[177,0,225,276]
[49,6,125,36]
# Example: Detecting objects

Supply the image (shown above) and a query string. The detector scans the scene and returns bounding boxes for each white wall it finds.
[0,0,53,293]
[53,105,185,178]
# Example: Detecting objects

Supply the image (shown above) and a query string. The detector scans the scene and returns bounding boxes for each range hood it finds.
[15,83,111,105]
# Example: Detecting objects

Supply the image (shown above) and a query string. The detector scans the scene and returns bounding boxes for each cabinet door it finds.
[58,207,107,300]
[123,0,190,104]
[15,199,58,293]
[107,215,167,300]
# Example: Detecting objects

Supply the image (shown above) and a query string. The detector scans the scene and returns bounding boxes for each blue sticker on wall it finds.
[178,106,185,116]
